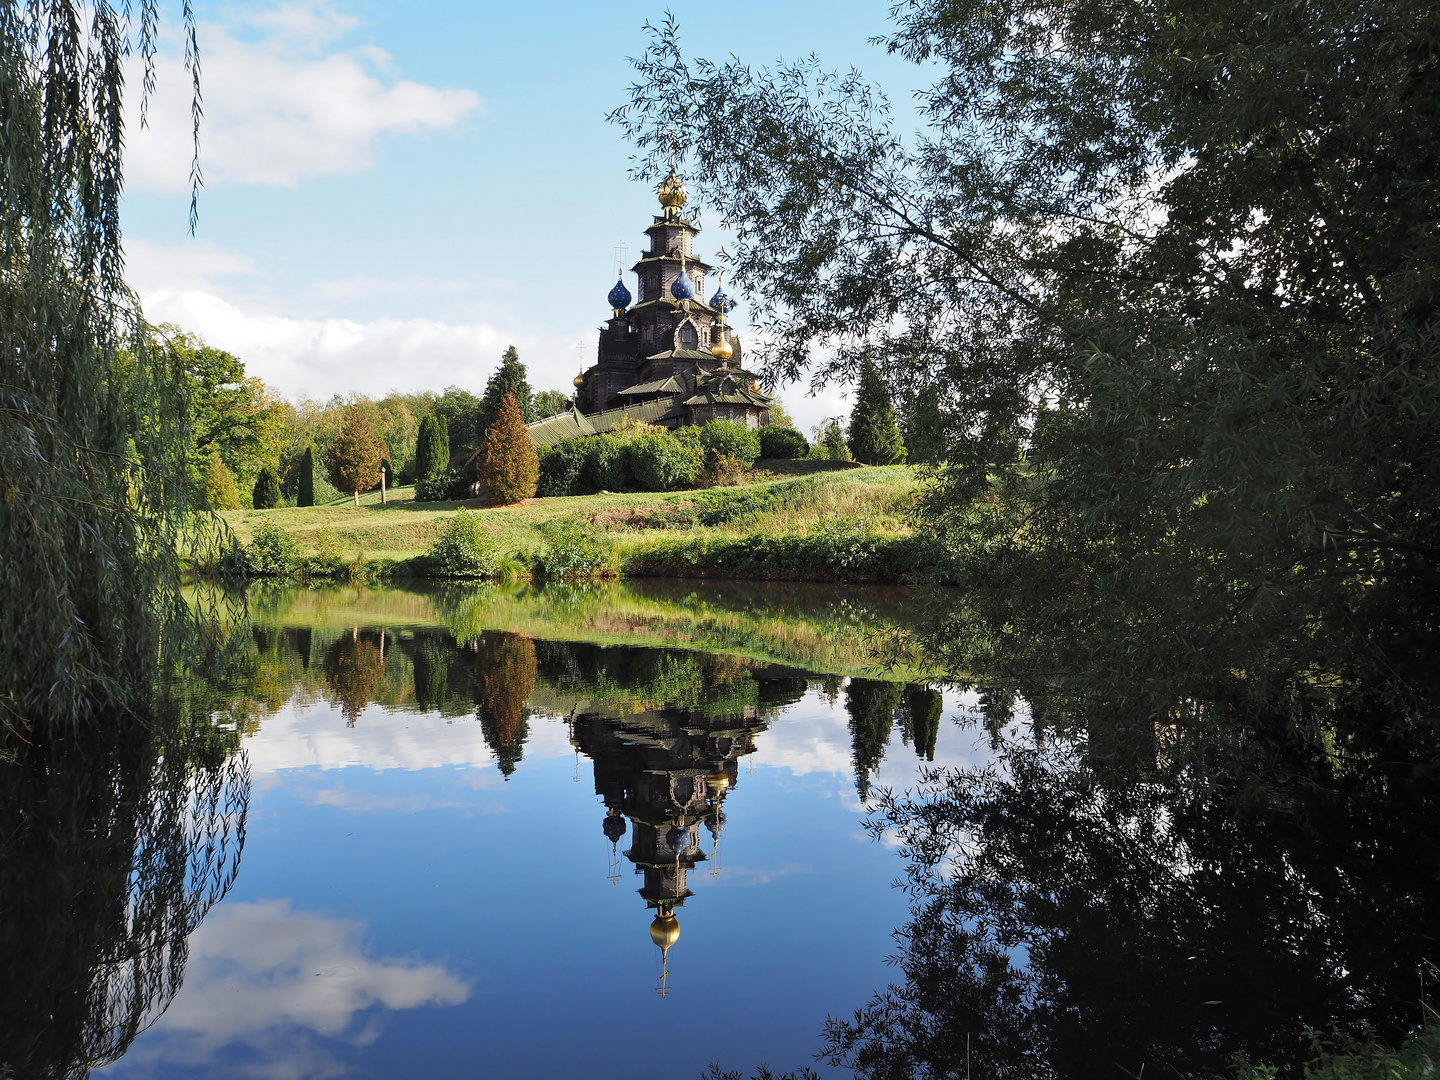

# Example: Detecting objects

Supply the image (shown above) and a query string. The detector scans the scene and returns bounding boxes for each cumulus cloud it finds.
[126,4,480,193]
[107,899,468,1079]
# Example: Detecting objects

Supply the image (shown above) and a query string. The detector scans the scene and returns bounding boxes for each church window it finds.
[678,322,698,350]
[643,324,653,343]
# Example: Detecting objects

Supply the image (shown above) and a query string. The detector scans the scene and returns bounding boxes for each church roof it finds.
[526,399,681,448]
[617,376,686,395]
[682,370,771,408]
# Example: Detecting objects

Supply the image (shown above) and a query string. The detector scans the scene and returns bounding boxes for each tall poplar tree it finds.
[297,447,316,507]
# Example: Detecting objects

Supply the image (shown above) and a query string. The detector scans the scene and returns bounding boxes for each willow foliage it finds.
[0,1,201,730]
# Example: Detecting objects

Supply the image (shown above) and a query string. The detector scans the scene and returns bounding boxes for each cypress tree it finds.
[479,393,540,505]
[903,685,943,762]
[415,415,442,479]
[438,415,451,463]
[297,447,316,507]
[846,678,902,799]
[478,346,537,437]
[252,465,282,510]
[847,356,907,465]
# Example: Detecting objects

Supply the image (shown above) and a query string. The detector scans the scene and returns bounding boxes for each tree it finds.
[478,394,539,505]
[251,466,282,510]
[813,419,850,462]
[847,356,906,465]
[297,447,316,507]
[901,386,946,465]
[845,679,901,799]
[478,347,536,436]
[433,387,483,455]
[414,413,452,483]
[201,453,242,511]
[326,407,383,506]
[610,6,1440,720]
[1,4,200,728]
[533,390,572,419]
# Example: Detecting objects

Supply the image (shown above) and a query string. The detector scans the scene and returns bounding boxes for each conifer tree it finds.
[297,447,316,507]
[326,406,383,506]
[252,466,282,510]
[478,347,537,437]
[847,357,907,465]
[202,453,242,511]
[901,386,946,465]
[438,415,451,462]
[415,415,446,480]
[479,393,540,505]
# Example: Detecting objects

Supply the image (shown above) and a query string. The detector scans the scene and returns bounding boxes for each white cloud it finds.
[127,4,480,193]
[104,899,468,1080]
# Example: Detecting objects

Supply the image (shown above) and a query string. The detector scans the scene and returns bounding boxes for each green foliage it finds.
[588,434,631,491]
[426,510,502,578]
[812,420,851,461]
[414,414,448,481]
[1293,1025,1440,1080]
[415,467,464,502]
[245,523,299,575]
[478,346,536,436]
[479,393,540,505]
[900,386,945,465]
[845,678,901,798]
[630,432,702,491]
[296,447,316,507]
[251,466,282,510]
[325,406,383,503]
[847,357,906,465]
[537,439,595,497]
[759,426,809,459]
[700,419,761,467]
[201,452,242,511]
[902,685,942,761]
[433,387,483,455]
[534,389,572,419]
[536,518,617,579]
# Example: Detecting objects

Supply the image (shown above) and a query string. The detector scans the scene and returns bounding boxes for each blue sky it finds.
[124,0,931,433]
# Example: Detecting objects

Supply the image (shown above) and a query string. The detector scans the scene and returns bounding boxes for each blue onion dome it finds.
[708,287,730,314]
[607,276,632,311]
[603,813,627,844]
[665,824,689,854]
[670,272,695,301]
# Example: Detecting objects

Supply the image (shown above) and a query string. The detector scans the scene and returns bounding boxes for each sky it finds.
[122,0,932,435]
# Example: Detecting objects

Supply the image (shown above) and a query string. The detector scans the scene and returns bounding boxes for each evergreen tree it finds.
[847,357,907,465]
[297,447,316,507]
[201,453,242,511]
[251,465,282,510]
[415,415,447,480]
[901,386,946,465]
[846,678,902,799]
[326,406,383,506]
[478,346,536,437]
[438,415,451,462]
[902,685,943,762]
[479,394,540,505]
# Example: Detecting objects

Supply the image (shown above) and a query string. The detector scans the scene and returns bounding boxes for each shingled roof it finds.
[525,399,682,448]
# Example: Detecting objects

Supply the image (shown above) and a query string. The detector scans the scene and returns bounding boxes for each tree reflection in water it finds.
[821,694,1440,1079]
[0,721,249,1079]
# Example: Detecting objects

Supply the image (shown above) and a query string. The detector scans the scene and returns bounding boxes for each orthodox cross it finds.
[613,240,628,276]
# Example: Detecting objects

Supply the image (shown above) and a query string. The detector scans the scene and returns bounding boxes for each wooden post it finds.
[380,465,387,505]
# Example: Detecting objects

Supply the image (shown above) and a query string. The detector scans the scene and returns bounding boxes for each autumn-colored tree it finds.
[323,630,386,726]
[201,452,242,510]
[478,393,539,505]
[326,406,383,506]
[471,632,538,777]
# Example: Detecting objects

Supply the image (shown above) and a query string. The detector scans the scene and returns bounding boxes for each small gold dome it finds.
[706,771,730,793]
[573,374,585,388]
[710,333,733,362]
[649,913,681,951]
[657,169,688,210]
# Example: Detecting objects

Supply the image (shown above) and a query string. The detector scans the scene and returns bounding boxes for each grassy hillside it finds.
[216,463,938,583]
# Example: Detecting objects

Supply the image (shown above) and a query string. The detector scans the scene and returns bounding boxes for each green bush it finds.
[416,467,463,502]
[245,522,298,575]
[700,419,761,467]
[426,510,501,578]
[759,426,809,459]
[536,518,616,579]
[630,432,701,491]
[537,439,596,497]
[251,465,282,509]
[588,434,631,491]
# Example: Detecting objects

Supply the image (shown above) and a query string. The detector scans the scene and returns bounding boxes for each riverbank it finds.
[212,462,952,585]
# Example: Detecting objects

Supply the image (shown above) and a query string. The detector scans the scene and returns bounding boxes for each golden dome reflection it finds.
[649,913,681,951]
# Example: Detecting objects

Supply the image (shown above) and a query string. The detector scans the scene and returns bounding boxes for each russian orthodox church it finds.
[527,170,773,448]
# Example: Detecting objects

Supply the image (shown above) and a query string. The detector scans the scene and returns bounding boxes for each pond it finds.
[4,580,1437,1079]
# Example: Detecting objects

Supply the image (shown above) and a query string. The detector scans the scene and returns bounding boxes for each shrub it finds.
[427,510,501,578]
[700,419,761,467]
[537,439,594,497]
[588,434,631,491]
[251,465,282,509]
[703,453,747,487]
[630,432,700,491]
[245,522,298,575]
[536,518,616,579]
[415,467,463,502]
[759,426,808,459]
[201,452,241,510]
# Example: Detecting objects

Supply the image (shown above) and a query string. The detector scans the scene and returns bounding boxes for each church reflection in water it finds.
[234,622,935,994]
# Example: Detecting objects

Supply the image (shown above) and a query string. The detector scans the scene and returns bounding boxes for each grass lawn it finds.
[221,462,921,567]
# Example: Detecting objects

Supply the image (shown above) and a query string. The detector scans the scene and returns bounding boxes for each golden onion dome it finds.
[710,333,733,362]
[706,771,730,793]
[649,913,681,951]
[573,373,585,388]
[657,169,688,210]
